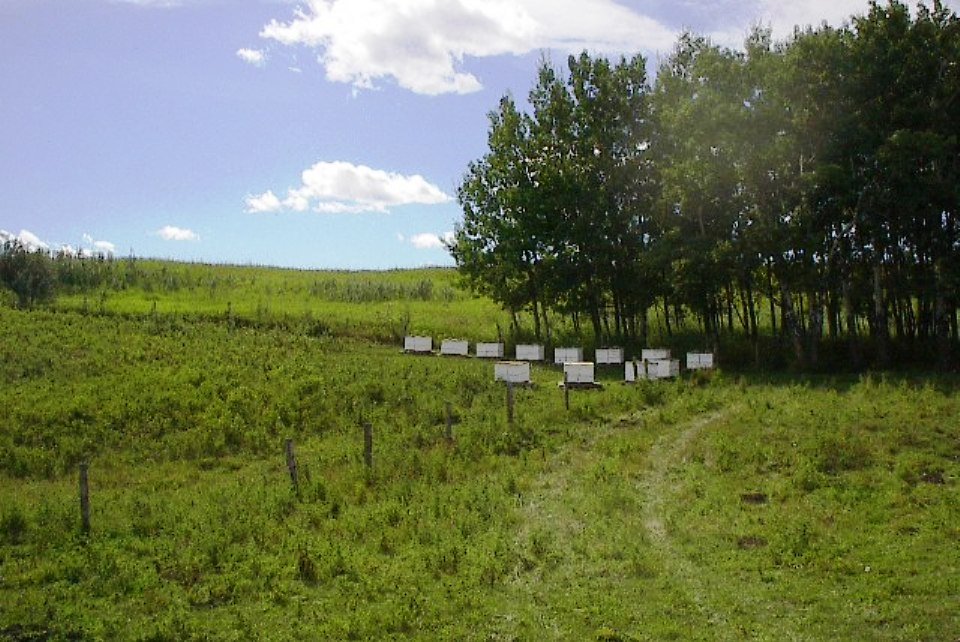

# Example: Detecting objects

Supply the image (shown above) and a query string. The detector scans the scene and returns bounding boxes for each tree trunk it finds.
[531,297,542,341]
[936,261,951,371]
[726,285,735,335]
[590,302,603,345]
[842,277,861,370]
[767,267,778,338]
[663,298,672,338]
[640,306,649,347]
[781,283,805,368]
[873,264,889,368]
[807,290,822,370]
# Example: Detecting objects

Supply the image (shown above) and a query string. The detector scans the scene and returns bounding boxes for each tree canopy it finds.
[452,0,960,369]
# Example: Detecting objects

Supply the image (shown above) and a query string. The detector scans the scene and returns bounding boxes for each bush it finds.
[0,504,28,544]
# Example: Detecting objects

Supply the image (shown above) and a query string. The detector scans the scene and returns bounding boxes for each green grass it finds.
[1,266,959,640]
[53,260,512,344]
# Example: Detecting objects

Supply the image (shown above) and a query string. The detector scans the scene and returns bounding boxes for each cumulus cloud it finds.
[245,189,284,213]
[236,48,267,67]
[754,0,890,39]
[683,0,926,49]
[21,230,51,251]
[156,225,200,242]
[82,233,116,257]
[1,229,120,256]
[258,0,676,95]
[1,229,50,251]
[410,231,455,249]
[94,240,116,255]
[246,161,452,214]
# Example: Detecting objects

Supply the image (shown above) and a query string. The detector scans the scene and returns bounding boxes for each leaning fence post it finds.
[363,422,373,469]
[285,438,300,496]
[79,463,90,535]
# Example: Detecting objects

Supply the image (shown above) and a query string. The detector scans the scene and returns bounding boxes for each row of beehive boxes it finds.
[493,350,715,384]
[405,337,714,369]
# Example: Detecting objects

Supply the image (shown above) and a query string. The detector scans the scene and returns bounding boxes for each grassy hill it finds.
[1,263,958,640]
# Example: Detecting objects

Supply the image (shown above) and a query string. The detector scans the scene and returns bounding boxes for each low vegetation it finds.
[1,264,957,639]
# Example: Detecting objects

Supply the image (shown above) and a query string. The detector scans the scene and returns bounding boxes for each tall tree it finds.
[453,53,655,345]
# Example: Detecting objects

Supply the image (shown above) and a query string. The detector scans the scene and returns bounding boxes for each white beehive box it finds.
[404,336,432,353]
[440,339,469,356]
[648,359,680,379]
[686,352,715,370]
[596,347,624,364]
[515,344,545,361]
[563,361,595,384]
[629,360,654,381]
[554,347,583,364]
[476,342,505,358]
[494,361,531,384]
[641,348,671,361]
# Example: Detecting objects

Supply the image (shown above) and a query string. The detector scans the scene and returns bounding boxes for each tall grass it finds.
[1,267,958,639]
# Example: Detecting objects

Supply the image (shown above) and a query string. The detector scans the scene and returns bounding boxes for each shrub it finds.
[0,504,28,544]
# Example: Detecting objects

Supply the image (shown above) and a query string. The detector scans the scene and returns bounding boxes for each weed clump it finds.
[0,504,28,544]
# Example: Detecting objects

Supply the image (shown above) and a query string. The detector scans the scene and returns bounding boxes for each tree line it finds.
[451,1,960,369]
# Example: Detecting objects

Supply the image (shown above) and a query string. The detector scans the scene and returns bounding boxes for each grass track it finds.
[639,408,743,640]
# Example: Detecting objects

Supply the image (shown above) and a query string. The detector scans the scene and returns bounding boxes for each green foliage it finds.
[456,4,960,368]
[1,264,958,639]
[48,260,514,345]
[454,52,655,344]
[0,241,56,308]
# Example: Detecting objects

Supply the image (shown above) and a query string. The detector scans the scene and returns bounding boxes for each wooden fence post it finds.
[506,383,515,425]
[285,438,299,496]
[363,422,373,469]
[79,463,90,535]
[564,372,570,410]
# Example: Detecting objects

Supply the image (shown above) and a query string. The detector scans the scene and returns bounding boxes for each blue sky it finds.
[2,0,955,269]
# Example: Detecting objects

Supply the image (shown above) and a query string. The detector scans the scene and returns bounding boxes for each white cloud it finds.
[245,189,284,213]
[691,0,955,49]
[1,230,120,256]
[757,0,876,36]
[259,0,676,95]
[410,231,454,249]
[93,240,116,255]
[2,229,50,252]
[237,48,267,67]
[156,225,200,242]
[81,233,116,257]
[699,0,861,47]
[248,161,452,214]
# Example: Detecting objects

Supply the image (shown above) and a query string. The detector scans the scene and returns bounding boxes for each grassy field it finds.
[52,260,510,345]
[1,264,958,640]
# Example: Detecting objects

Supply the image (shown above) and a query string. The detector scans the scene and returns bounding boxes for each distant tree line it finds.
[451,1,960,369]
[0,240,136,308]
[0,241,56,308]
